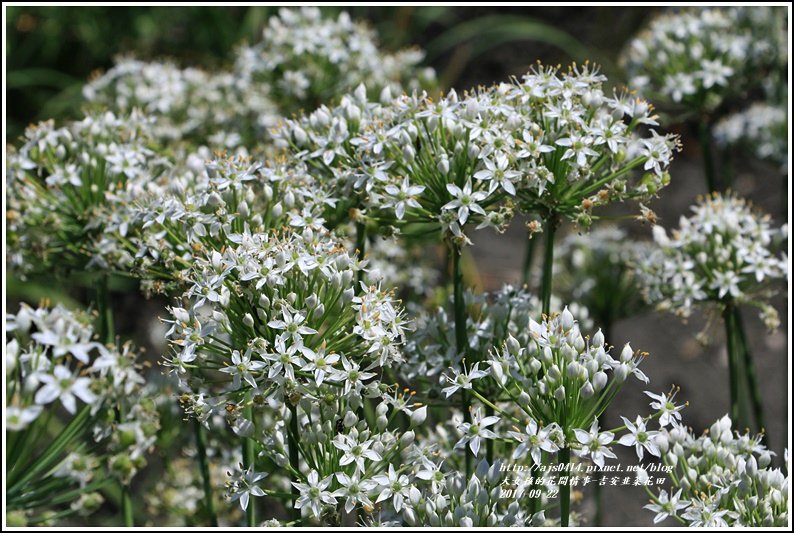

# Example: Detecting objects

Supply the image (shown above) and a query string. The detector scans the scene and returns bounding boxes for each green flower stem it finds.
[734,307,767,443]
[451,238,472,478]
[559,447,571,527]
[288,404,301,522]
[355,221,367,286]
[722,303,741,425]
[521,232,538,289]
[96,275,114,345]
[540,216,558,315]
[699,116,718,193]
[121,486,134,527]
[193,419,218,527]
[243,405,256,527]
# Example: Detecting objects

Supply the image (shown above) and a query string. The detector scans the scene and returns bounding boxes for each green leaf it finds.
[426,15,590,63]
[5,68,80,89]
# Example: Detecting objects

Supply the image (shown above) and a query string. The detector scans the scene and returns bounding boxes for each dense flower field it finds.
[5,6,790,528]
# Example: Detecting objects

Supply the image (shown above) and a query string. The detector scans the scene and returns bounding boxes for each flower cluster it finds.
[635,193,788,327]
[109,154,327,294]
[6,112,166,277]
[621,7,786,112]
[276,63,678,246]
[6,303,158,518]
[164,226,408,395]
[644,415,788,526]
[236,7,435,114]
[84,57,278,150]
[713,103,788,174]
[466,308,659,458]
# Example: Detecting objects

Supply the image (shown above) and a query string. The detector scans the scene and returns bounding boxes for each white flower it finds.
[509,419,560,464]
[6,405,43,431]
[473,154,522,195]
[228,466,268,511]
[699,59,733,89]
[573,419,616,468]
[442,181,487,225]
[617,415,661,460]
[332,434,382,472]
[268,308,318,344]
[35,365,97,414]
[300,345,339,386]
[373,464,411,512]
[332,472,376,513]
[219,348,266,389]
[455,407,499,456]
[383,177,425,219]
[644,489,690,524]
[441,362,488,398]
[644,390,685,427]
[556,133,598,167]
[293,470,336,519]
[262,338,306,381]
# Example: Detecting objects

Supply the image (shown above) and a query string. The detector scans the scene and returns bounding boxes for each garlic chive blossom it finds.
[635,193,787,327]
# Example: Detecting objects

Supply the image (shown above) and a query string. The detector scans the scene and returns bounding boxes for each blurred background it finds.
[6,5,789,527]
[6,6,655,141]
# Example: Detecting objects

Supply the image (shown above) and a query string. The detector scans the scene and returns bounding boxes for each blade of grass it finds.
[426,15,590,63]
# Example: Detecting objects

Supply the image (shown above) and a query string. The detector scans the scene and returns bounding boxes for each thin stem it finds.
[96,275,114,345]
[699,117,718,193]
[734,308,767,443]
[540,217,558,315]
[723,303,740,424]
[243,405,256,527]
[121,487,133,527]
[288,405,301,522]
[193,419,218,527]
[451,238,472,478]
[355,221,367,287]
[559,447,571,527]
[521,233,537,290]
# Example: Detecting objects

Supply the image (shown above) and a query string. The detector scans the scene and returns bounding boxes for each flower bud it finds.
[554,385,566,401]
[343,411,357,428]
[437,157,450,175]
[561,307,574,331]
[620,343,633,362]
[238,200,250,218]
[592,329,605,348]
[411,406,428,426]
[242,313,254,328]
[614,363,629,383]
[518,391,531,406]
[403,507,418,526]
[505,334,520,356]
[579,381,594,399]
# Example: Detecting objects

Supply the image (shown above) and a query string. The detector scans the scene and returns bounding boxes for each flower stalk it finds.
[540,217,558,315]
[243,405,256,527]
[451,238,472,477]
[193,419,218,526]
